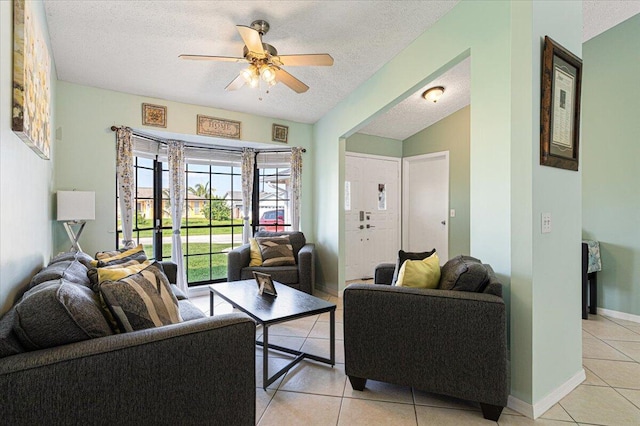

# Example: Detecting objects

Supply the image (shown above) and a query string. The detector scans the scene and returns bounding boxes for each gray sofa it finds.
[0,256,256,425]
[344,259,509,421]
[227,231,315,294]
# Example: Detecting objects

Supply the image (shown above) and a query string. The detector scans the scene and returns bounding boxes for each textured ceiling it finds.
[43,1,639,142]
[43,0,459,125]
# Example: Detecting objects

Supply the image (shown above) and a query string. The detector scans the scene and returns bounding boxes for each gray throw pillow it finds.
[99,262,182,332]
[256,236,296,267]
[49,251,95,268]
[391,249,436,285]
[0,308,24,358]
[13,280,113,350]
[439,255,489,292]
[255,231,306,260]
[29,260,91,289]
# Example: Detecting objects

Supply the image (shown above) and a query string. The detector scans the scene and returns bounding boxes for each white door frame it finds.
[402,151,449,259]
[345,152,402,279]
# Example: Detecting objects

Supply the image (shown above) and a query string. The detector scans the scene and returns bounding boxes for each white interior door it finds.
[403,152,449,262]
[345,154,400,280]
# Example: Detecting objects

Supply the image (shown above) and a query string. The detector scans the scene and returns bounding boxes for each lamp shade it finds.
[57,191,96,221]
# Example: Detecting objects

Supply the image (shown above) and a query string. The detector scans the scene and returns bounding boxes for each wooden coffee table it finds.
[209,280,336,389]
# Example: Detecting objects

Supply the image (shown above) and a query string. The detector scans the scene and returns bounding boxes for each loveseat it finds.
[0,252,256,425]
[344,255,509,421]
[227,231,315,294]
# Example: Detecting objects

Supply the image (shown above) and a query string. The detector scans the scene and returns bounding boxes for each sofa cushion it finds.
[395,253,441,289]
[391,249,437,285]
[0,308,24,358]
[13,280,113,350]
[87,259,149,292]
[178,300,207,321]
[240,266,299,285]
[254,231,306,260]
[29,259,91,289]
[256,236,296,267]
[249,238,263,266]
[92,244,147,267]
[49,251,95,268]
[171,284,189,301]
[99,261,182,332]
[439,255,490,293]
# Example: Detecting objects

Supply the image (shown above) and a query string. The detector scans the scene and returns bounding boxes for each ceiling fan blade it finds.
[275,54,334,67]
[236,25,265,56]
[225,74,246,91]
[274,68,309,93]
[179,54,247,62]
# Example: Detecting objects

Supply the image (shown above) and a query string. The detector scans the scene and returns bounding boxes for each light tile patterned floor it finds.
[190,294,640,425]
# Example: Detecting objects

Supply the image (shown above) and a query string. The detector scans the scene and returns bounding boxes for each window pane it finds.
[210,253,227,281]
[211,174,232,199]
[137,157,154,168]
[208,200,232,224]
[185,228,211,255]
[187,163,209,173]
[186,254,211,282]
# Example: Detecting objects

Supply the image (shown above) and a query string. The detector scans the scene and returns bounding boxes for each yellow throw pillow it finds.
[97,259,154,283]
[91,244,146,267]
[396,253,441,289]
[249,238,263,267]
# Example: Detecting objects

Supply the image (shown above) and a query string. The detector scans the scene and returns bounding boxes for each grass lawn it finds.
[135,218,243,237]
[143,242,231,283]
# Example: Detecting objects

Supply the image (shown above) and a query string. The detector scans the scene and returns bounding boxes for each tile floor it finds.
[190,293,640,425]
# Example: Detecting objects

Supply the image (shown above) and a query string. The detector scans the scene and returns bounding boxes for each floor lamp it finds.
[57,191,95,252]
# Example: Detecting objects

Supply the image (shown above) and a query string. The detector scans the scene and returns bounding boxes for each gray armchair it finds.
[344,262,509,421]
[227,231,315,294]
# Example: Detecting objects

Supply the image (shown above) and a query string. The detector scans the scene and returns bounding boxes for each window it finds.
[117,139,297,287]
[254,152,292,233]
[117,158,244,286]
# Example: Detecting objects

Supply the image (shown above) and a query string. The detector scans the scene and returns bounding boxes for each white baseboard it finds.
[507,368,586,419]
[597,308,640,324]
[315,284,338,297]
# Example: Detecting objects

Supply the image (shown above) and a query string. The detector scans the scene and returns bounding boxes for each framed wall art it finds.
[540,36,582,171]
[197,115,241,139]
[12,0,52,159]
[142,103,167,128]
[272,124,288,143]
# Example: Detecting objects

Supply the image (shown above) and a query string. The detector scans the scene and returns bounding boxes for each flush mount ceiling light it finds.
[422,86,445,103]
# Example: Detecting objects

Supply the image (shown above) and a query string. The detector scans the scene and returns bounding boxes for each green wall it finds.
[313,0,584,411]
[346,133,402,158]
[403,105,470,257]
[582,14,640,316]
[53,82,314,257]
[0,0,56,314]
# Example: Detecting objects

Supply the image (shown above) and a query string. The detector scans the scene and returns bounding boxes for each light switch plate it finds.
[541,213,552,234]
[450,209,456,218]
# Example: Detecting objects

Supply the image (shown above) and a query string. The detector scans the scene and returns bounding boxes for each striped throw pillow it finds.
[256,236,296,267]
[99,261,182,332]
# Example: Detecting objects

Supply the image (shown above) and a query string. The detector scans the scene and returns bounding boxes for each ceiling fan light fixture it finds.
[422,86,445,103]
[260,64,276,83]
[240,65,257,83]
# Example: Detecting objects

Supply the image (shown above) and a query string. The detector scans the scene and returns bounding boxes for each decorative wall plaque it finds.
[142,103,167,128]
[197,115,241,139]
[272,124,289,143]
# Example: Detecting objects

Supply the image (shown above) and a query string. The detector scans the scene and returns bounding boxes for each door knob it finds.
[441,220,446,225]
[366,224,375,229]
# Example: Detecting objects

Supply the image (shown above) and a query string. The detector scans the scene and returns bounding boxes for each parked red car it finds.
[259,209,285,231]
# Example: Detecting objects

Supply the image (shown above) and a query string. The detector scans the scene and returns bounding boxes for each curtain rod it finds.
[110,126,305,153]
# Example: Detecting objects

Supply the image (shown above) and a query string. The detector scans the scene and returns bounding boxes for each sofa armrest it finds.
[297,243,315,294]
[374,263,395,285]
[227,243,251,282]
[159,260,177,284]
[343,284,508,407]
[0,313,256,425]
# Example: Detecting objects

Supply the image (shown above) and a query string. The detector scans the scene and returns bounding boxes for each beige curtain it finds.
[116,127,135,248]
[241,148,255,243]
[168,140,187,292]
[290,147,303,231]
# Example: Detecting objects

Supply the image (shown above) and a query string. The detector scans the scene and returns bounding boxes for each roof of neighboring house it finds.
[136,187,210,201]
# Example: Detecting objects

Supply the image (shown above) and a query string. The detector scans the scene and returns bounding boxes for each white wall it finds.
[0,0,56,314]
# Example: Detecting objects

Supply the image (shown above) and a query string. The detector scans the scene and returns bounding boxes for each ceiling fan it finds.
[179,20,334,94]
